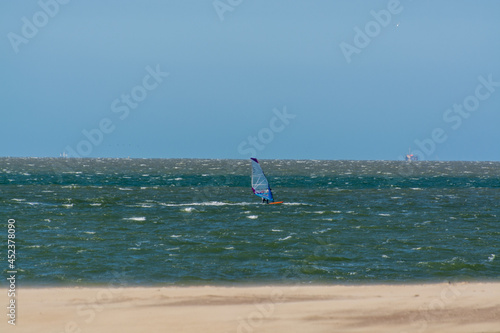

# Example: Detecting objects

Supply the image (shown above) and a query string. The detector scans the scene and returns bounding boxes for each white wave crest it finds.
[123,217,146,221]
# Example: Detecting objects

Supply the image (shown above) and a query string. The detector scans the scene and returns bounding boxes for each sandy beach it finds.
[2,282,499,333]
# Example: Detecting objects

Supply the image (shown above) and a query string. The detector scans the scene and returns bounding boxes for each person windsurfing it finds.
[251,158,282,204]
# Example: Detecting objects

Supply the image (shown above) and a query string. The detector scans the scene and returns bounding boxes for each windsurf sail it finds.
[250,158,274,202]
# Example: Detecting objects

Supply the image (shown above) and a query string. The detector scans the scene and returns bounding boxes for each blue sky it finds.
[2,0,500,160]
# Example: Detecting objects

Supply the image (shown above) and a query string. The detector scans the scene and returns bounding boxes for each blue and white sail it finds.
[250,158,274,202]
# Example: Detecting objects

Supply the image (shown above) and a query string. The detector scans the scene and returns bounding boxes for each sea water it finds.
[1,158,499,286]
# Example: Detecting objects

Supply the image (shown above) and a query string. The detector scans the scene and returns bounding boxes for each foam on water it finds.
[160,201,257,207]
[123,217,146,221]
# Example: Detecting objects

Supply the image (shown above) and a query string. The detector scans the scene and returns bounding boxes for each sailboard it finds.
[250,158,283,204]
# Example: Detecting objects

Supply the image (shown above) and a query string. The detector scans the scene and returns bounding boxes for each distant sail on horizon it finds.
[250,158,274,202]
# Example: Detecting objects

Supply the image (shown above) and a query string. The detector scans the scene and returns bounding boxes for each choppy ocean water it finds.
[1,157,499,286]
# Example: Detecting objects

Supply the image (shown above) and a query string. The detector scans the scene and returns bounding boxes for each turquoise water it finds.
[1,158,499,286]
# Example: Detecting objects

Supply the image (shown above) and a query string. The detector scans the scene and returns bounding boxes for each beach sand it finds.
[3,282,499,333]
